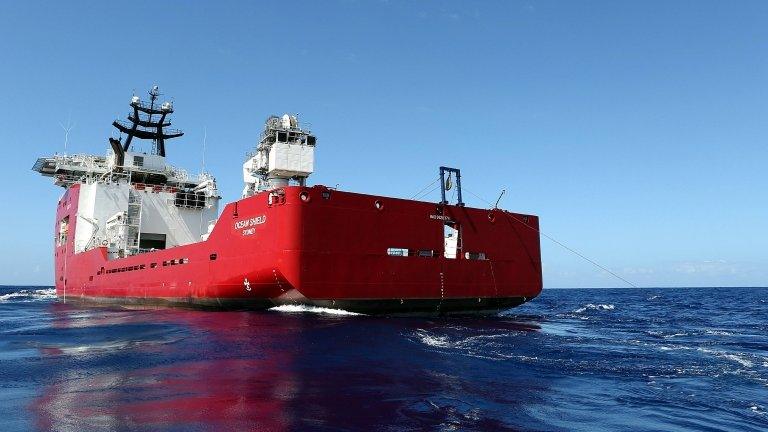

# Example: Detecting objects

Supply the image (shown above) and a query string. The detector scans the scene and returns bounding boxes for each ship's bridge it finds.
[242,114,317,197]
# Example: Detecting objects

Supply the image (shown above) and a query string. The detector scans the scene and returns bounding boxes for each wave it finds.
[655,344,759,370]
[695,347,756,368]
[410,329,528,361]
[647,330,688,339]
[418,332,452,348]
[0,288,56,302]
[705,329,737,337]
[268,304,362,316]
[652,329,736,339]
[723,354,754,368]
[573,303,615,313]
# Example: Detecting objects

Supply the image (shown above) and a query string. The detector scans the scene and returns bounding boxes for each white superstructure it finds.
[33,86,220,259]
[242,114,316,197]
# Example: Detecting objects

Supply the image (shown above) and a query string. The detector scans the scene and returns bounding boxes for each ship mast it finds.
[112,85,183,157]
[33,86,210,189]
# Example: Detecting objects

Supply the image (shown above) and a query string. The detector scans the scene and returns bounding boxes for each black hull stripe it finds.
[59,295,533,315]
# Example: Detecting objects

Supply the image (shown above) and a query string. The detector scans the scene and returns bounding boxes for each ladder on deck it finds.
[126,189,143,255]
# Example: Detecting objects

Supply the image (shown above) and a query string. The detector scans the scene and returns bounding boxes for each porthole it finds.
[300,191,311,202]
[374,200,384,210]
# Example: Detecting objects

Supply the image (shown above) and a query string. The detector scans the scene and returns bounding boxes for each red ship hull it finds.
[54,184,542,314]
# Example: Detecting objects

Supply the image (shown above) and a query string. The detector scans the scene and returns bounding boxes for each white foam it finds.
[268,304,362,316]
[656,332,688,339]
[418,332,452,348]
[574,303,615,313]
[0,288,57,302]
[723,354,754,368]
[697,347,754,368]
[411,329,521,361]
[659,345,688,351]
[705,330,736,336]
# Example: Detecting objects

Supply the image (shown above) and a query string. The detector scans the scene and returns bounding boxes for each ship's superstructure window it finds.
[133,156,144,167]
[174,190,207,209]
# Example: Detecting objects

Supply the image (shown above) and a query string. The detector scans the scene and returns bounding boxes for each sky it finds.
[0,1,765,288]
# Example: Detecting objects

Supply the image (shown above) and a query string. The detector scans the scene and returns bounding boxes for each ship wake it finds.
[269,304,362,316]
[0,288,56,302]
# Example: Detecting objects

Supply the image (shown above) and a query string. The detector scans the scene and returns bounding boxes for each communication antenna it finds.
[494,189,506,209]
[59,111,75,153]
[202,126,207,173]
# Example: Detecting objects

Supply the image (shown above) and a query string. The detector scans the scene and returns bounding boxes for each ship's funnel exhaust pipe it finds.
[109,138,125,167]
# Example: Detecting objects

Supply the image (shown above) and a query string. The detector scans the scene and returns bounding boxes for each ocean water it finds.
[0,286,766,431]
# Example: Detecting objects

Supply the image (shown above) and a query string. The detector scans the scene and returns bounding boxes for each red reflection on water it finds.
[32,305,300,431]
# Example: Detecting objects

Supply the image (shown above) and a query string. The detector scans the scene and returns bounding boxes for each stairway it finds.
[126,189,143,255]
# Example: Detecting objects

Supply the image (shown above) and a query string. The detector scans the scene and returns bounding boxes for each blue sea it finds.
[0,286,766,431]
